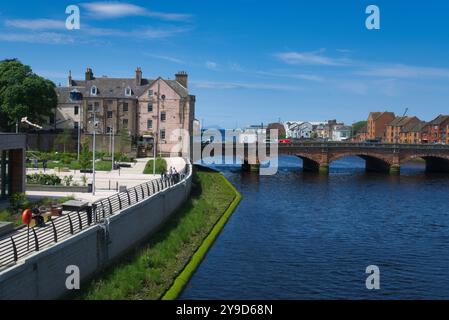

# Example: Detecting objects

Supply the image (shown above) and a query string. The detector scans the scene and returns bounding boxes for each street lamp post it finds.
[111,123,115,171]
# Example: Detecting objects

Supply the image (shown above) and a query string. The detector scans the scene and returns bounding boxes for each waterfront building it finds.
[385,116,421,143]
[401,121,427,144]
[55,68,196,156]
[266,123,286,139]
[422,115,449,144]
[367,112,396,142]
[353,125,368,142]
[284,121,313,139]
[331,124,352,142]
[239,124,266,143]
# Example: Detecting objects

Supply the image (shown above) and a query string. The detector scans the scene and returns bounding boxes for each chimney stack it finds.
[68,70,73,87]
[135,67,142,86]
[175,71,188,88]
[85,67,94,81]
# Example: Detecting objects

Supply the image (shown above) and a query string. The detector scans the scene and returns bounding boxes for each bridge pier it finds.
[242,160,260,173]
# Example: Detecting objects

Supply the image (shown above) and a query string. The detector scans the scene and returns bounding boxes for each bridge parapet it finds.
[199,142,449,174]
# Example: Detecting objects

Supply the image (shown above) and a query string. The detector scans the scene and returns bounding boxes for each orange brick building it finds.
[401,121,427,144]
[367,112,396,142]
[421,115,449,144]
[385,116,421,143]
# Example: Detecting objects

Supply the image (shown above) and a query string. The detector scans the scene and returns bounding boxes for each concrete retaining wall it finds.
[0,167,192,300]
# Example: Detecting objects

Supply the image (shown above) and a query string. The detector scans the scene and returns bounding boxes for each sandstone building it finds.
[55,68,195,156]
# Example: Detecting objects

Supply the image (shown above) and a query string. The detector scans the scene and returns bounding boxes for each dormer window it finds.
[69,89,82,101]
[91,86,98,96]
[125,87,132,97]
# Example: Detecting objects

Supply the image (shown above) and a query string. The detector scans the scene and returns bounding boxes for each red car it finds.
[279,139,292,145]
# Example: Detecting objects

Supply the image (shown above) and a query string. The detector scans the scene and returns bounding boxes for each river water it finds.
[180,156,449,300]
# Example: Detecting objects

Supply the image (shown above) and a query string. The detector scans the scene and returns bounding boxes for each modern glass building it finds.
[0,134,26,199]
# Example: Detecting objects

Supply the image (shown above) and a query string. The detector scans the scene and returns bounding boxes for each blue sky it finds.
[1,0,449,128]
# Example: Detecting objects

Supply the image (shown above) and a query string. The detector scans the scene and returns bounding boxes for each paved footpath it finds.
[26,157,187,203]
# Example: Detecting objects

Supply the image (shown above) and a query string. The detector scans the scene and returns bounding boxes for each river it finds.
[180,156,449,299]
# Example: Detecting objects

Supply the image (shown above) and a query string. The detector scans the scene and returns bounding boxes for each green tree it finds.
[54,128,73,153]
[0,59,57,131]
[79,139,92,173]
[352,121,368,135]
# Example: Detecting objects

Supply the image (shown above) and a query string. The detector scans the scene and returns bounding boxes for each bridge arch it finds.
[400,154,449,173]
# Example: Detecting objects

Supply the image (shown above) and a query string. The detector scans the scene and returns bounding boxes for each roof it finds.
[369,111,395,121]
[58,76,189,103]
[402,121,427,133]
[388,116,419,127]
[429,114,449,126]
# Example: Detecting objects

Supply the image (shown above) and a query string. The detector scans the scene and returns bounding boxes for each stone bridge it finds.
[200,142,449,174]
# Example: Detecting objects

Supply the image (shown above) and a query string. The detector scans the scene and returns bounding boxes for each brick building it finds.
[367,112,396,142]
[385,116,421,143]
[401,121,427,144]
[55,68,195,156]
[421,115,449,144]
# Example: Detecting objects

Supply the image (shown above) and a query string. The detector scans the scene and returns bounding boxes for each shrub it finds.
[63,175,74,186]
[27,173,62,186]
[9,193,29,212]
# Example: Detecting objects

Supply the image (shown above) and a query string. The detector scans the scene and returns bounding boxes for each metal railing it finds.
[0,164,191,271]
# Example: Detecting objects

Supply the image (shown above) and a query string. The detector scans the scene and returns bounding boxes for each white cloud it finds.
[357,64,449,79]
[256,70,323,82]
[5,19,65,30]
[205,61,218,70]
[192,80,302,91]
[81,2,191,21]
[0,32,74,44]
[275,51,350,66]
[146,54,185,64]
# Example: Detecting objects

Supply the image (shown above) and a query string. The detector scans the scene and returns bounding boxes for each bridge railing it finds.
[0,163,191,271]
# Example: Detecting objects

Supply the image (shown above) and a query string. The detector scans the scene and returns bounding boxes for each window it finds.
[94,102,100,107]
[107,111,113,118]
[161,112,166,122]
[74,106,79,115]
[91,86,98,95]
[125,87,132,97]
[123,119,128,129]
[74,122,79,129]
[147,119,153,129]
[70,90,82,101]
[160,129,166,140]
[147,103,153,112]
[106,127,112,133]
[123,103,129,112]
[148,90,153,97]
[87,104,93,112]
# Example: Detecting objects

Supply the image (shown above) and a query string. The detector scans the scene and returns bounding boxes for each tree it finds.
[0,59,57,132]
[79,138,92,174]
[54,128,73,153]
[352,121,368,135]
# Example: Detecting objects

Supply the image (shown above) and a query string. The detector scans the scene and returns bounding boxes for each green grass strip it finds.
[161,173,242,300]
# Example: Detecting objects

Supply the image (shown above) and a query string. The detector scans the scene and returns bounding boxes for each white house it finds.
[331,124,352,141]
[284,121,313,139]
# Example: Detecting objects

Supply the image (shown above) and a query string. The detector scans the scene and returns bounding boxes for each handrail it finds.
[0,163,192,271]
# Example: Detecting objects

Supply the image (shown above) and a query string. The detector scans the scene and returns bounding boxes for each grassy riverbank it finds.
[80,167,239,300]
